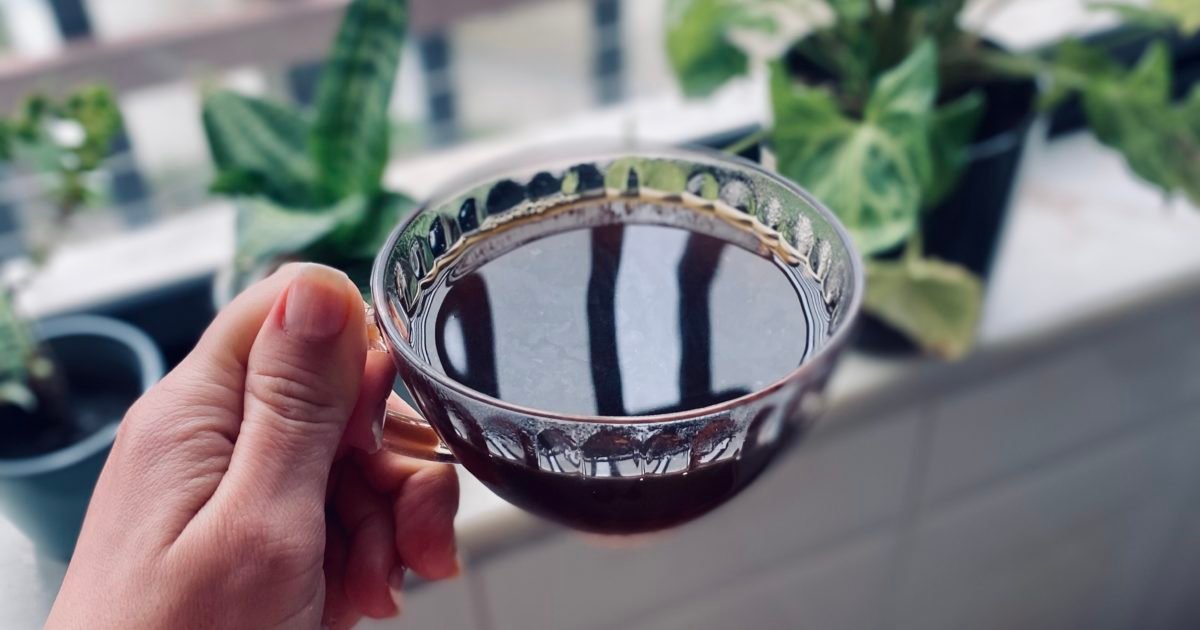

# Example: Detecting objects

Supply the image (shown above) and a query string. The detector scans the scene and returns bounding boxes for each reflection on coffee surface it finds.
[420,220,823,416]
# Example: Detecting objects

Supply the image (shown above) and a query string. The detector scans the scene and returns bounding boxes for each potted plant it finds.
[0,86,123,260]
[667,0,1200,358]
[203,0,414,302]
[0,87,165,561]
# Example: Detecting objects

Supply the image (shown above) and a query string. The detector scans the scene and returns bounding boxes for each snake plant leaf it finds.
[864,257,983,360]
[310,0,409,200]
[202,90,316,206]
[325,191,416,260]
[234,195,368,273]
[665,0,750,98]
[1079,42,1200,205]
[772,41,940,255]
[925,90,984,208]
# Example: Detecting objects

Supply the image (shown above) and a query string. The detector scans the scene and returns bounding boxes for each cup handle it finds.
[366,307,458,463]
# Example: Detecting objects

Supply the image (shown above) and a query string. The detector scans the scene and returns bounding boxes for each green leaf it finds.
[1156,0,1200,34]
[665,0,749,98]
[310,0,409,200]
[866,40,938,121]
[0,287,33,388]
[1184,83,1200,138]
[771,68,918,254]
[202,91,316,206]
[1090,0,1200,35]
[827,0,869,20]
[925,90,984,207]
[864,257,983,360]
[771,42,941,255]
[234,196,368,273]
[1041,40,1124,110]
[1079,42,1200,205]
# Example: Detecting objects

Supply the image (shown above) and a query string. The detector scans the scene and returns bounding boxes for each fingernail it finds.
[389,565,406,590]
[283,265,351,340]
[389,566,406,612]
[371,400,386,453]
[423,545,462,579]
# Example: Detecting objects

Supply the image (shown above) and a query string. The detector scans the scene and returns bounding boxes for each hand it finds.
[47,264,460,629]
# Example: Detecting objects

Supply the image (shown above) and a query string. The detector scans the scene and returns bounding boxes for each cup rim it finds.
[371,141,864,424]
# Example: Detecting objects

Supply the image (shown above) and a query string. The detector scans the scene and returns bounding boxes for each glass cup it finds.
[367,143,863,534]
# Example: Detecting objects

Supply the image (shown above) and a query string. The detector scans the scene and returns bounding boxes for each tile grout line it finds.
[875,400,939,630]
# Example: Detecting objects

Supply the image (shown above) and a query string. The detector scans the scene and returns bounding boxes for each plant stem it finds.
[722,128,771,156]
[903,229,924,265]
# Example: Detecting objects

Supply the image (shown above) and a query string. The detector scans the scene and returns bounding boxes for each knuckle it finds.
[246,360,341,427]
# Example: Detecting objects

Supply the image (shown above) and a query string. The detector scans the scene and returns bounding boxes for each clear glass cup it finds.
[367,143,863,534]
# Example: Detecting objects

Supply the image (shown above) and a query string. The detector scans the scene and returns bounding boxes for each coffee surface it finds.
[418,221,818,416]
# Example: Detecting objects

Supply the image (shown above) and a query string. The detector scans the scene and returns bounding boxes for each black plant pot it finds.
[855,76,1038,354]
[0,316,163,561]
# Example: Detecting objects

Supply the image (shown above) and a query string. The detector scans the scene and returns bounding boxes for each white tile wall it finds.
[1136,412,1200,630]
[892,415,1195,630]
[1143,501,1200,630]
[357,574,479,630]
[478,411,921,630]
[629,535,893,630]
[922,305,1200,508]
[922,345,1147,505]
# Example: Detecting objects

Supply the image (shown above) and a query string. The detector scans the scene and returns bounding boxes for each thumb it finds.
[223,264,367,506]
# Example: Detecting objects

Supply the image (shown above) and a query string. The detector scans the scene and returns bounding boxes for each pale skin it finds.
[46,263,460,629]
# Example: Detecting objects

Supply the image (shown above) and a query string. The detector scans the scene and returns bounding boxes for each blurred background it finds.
[1,0,1200,628]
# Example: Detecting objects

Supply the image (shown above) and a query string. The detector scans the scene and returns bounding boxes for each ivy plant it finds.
[666,0,1199,358]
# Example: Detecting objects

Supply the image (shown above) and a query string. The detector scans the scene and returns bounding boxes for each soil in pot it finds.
[1,335,144,459]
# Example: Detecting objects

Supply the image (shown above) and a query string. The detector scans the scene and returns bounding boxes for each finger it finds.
[224,264,366,506]
[354,398,438,490]
[102,264,311,538]
[357,448,461,580]
[189,263,310,376]
[322,513,360,630]
[334,462,401,619]
[341,351,397,455]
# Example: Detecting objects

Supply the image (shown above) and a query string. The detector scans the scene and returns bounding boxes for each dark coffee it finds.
[420,223,816,416]
[444,423,787,534]
[403,196,831,533]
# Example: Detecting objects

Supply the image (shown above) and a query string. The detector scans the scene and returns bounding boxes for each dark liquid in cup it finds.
[408,201,830,533]
[447,428,787,534]
[425,223,813,415]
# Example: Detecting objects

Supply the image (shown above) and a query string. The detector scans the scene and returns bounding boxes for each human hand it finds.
[47,264,460,629]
